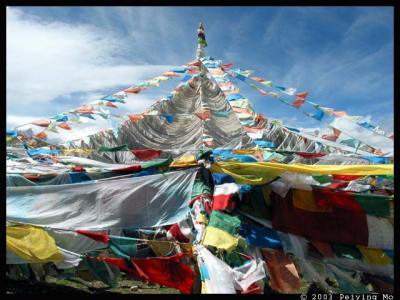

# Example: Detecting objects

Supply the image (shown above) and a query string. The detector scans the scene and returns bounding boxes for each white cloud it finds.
[6,114,42,129]
[6,7,176,118]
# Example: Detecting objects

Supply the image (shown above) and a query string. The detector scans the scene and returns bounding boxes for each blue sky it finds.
[6,6,394,140]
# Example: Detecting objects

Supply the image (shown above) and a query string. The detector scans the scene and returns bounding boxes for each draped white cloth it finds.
[7,169,197,230]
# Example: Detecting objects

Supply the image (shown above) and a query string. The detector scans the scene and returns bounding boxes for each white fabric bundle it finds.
[7,169,197,230]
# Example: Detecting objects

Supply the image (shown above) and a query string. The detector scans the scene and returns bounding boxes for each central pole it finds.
[196,23,207,60]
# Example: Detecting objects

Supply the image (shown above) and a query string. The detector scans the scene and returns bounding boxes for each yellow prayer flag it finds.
[292,189,333,213]
[201,226,239,252]
[6,225,63,263]
[210,162,393,185]
[170,155,198,168]
[358,246,392,265]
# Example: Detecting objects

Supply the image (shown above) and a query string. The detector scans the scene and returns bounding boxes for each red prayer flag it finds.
[243,126,265,133]
[212,194,236,211]
[124,87,142,94]
[250,77,265,83]
[326,182,349,189]
[35,131,48,139]
[321,134,338,142]
[256,87,269,96]
[332,175,362,181]
[58,123,72,130]
[296,152,326,158]
[204,140,214,147]
[239,282,264,294]
[186,61,202,67]
[187,69,200,75]
[333,128,341,137]
[76,105,94,114]
[98,254,195,294]
[295,91,309,99]
[111,165,142,173]
[168,223,190,243]
[271,189,369,246]
[162,72,179,77]
[291,97,305,108]
[76,230,110,243]
[255,114,267,123]
[261,249,301,293]
[128,114,144,122]
[130,149,161,161]
[106,101,118,108]
[195,110,211,120]
[314,188,363,212]
[32,119,51,127]
[333,111,348,117]
[220,63,233,69]
[72,166,85,172]
[310,241,335,258]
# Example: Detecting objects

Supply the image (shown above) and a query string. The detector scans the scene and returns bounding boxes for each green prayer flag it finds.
[83,252,119,288]
[191,178,212,199]
[141,157,172,169]
[208,211,241,236]
[312,175,332,185]
[109,236,137,260]
[98,144,129,152]
[332,244,362,260]
[355,194,391,217]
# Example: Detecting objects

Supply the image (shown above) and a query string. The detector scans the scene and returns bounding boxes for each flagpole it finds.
[196,22,207,60]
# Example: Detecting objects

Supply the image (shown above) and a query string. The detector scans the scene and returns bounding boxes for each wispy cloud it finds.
[6,7,176,121]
